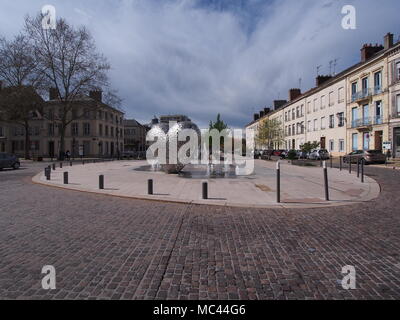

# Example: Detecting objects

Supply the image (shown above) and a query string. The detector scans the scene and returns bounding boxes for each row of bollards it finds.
[338,155,365,183]
[276,160,329,202]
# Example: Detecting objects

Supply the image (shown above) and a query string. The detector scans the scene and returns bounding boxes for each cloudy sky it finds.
[0,0,399,127]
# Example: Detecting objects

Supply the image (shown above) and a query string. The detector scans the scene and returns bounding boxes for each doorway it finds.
[320,137,326,149]
[395,128,400,158]
[48,141,55,158]
[374,131,383,151]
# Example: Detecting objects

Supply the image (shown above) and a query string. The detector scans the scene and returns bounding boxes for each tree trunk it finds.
[24,121,31,160]
[58,125,66,161]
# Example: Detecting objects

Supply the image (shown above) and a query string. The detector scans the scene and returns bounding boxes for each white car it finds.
[308,149,330,160]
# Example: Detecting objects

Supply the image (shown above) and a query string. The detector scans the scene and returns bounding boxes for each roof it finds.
[245,39,400,128]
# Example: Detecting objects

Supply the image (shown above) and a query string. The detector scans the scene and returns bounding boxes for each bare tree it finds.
[0,35,44,159]
[24,14,114,160]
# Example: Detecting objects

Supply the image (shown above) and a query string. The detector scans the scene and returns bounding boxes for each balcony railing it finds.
[374,86,382,95]
[351,116,384,128]
[351,117,372,128]
[351,88,372,102]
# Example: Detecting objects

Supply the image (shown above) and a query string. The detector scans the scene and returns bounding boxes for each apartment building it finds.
[246,32,400,157]
[0,87,124,158]
[123,119,147,153]
[283,89,306,150]
[304,77,347,156]
[387,36,400,158]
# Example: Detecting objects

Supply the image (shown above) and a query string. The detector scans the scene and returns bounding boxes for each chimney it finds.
[89,90,103,102]
[273,100,287,109]
[361,43,384,62]
[259,111,265,118]
[384,32,394,50]
[264,107,271,115]
[289,88,301,101]
[49,88,58,100]
[254,113,260,121]
[151,117,159,125]
[316,75,332,87]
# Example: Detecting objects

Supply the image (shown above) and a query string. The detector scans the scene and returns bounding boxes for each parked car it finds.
[0,153,20,170]
[260,150,273,160]
[273,150,286,157]
[280,150,288,159]
[253,149,262,159]
[297,150,309,159]
[343,150,386,164]
[308,149,330,160]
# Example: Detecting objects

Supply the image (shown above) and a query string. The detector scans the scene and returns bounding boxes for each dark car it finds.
[260,150,273,160]
[343,150,386,164]
[0,153,20,170]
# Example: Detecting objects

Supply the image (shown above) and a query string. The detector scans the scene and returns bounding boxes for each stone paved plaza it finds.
[33,160,379,208]
[0,161,400,300]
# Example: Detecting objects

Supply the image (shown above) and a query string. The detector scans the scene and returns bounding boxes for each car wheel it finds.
[12,162,20,170]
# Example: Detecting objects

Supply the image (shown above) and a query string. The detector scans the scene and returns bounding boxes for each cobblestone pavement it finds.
[0,162,399,300]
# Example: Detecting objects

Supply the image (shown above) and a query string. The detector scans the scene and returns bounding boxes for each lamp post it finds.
[116,118,120,160]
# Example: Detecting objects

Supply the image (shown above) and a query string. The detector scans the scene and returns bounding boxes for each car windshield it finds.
[366,150,382,154]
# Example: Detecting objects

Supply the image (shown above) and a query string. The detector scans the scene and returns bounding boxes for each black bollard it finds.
[63,172,68,184]
[202,182,208,200]
[99,175,104,189]
[330,157,333,169]
[361,159,364,183]
[323,161,329,201]
[46,168,51,180]
[339,156,342,171]
[82,160,85,165]
[276,161,281,203]
[60,162,63,169]
[52,163,56,171]
[148,179,153,195]
[349,156,352,174]
[357,158,360,178]
[70,161,73,167]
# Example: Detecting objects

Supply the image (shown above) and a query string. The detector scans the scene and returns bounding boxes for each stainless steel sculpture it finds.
[149,118,201,174]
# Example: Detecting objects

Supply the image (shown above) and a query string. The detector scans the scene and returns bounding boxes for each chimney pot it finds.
[89,90,103,102]
[49,88,58,100]
[289,88,302,101]
[384,32,394,50]
[360,43,384,62]
[254,113,260,121]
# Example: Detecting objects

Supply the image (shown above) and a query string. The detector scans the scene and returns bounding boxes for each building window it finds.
[362,77,369,96]
[313,119,318,131]
[338,87,344,103]
[83,123,91,136]
[307,121,311,132]
[329,115,335,128]
[321,117,326,130]
[397,94,400,117]
[351,82,358,101]
[296,107,300,118]
[352,133,358,151]
[292,109,295,120]
[105,126,109,136]
[300,105,304,116]
[292,124,295,135]
[0,126,3,137]
[284,112,287,121]
[396,62,400,81]
[375,101,383,124]
[321,95,326,109]
[99,124,103,136]
[352,107,358,128]
[307,102,311,114]
[48,123,55,136]
[329,92,334,106]
[111,127,114,137]
[288,126,291,136]
[313,99,318,112]
[339,139,345,152]
[374,71,382,94]
[71,123,78,136]
[329,140,334,152]
[338,112,345,127]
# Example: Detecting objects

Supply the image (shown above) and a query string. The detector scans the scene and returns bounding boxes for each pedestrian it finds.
[65,150,71,160]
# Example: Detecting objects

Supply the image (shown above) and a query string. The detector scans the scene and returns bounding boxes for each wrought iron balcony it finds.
[351,89,372,102]
[351,117,372,128]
